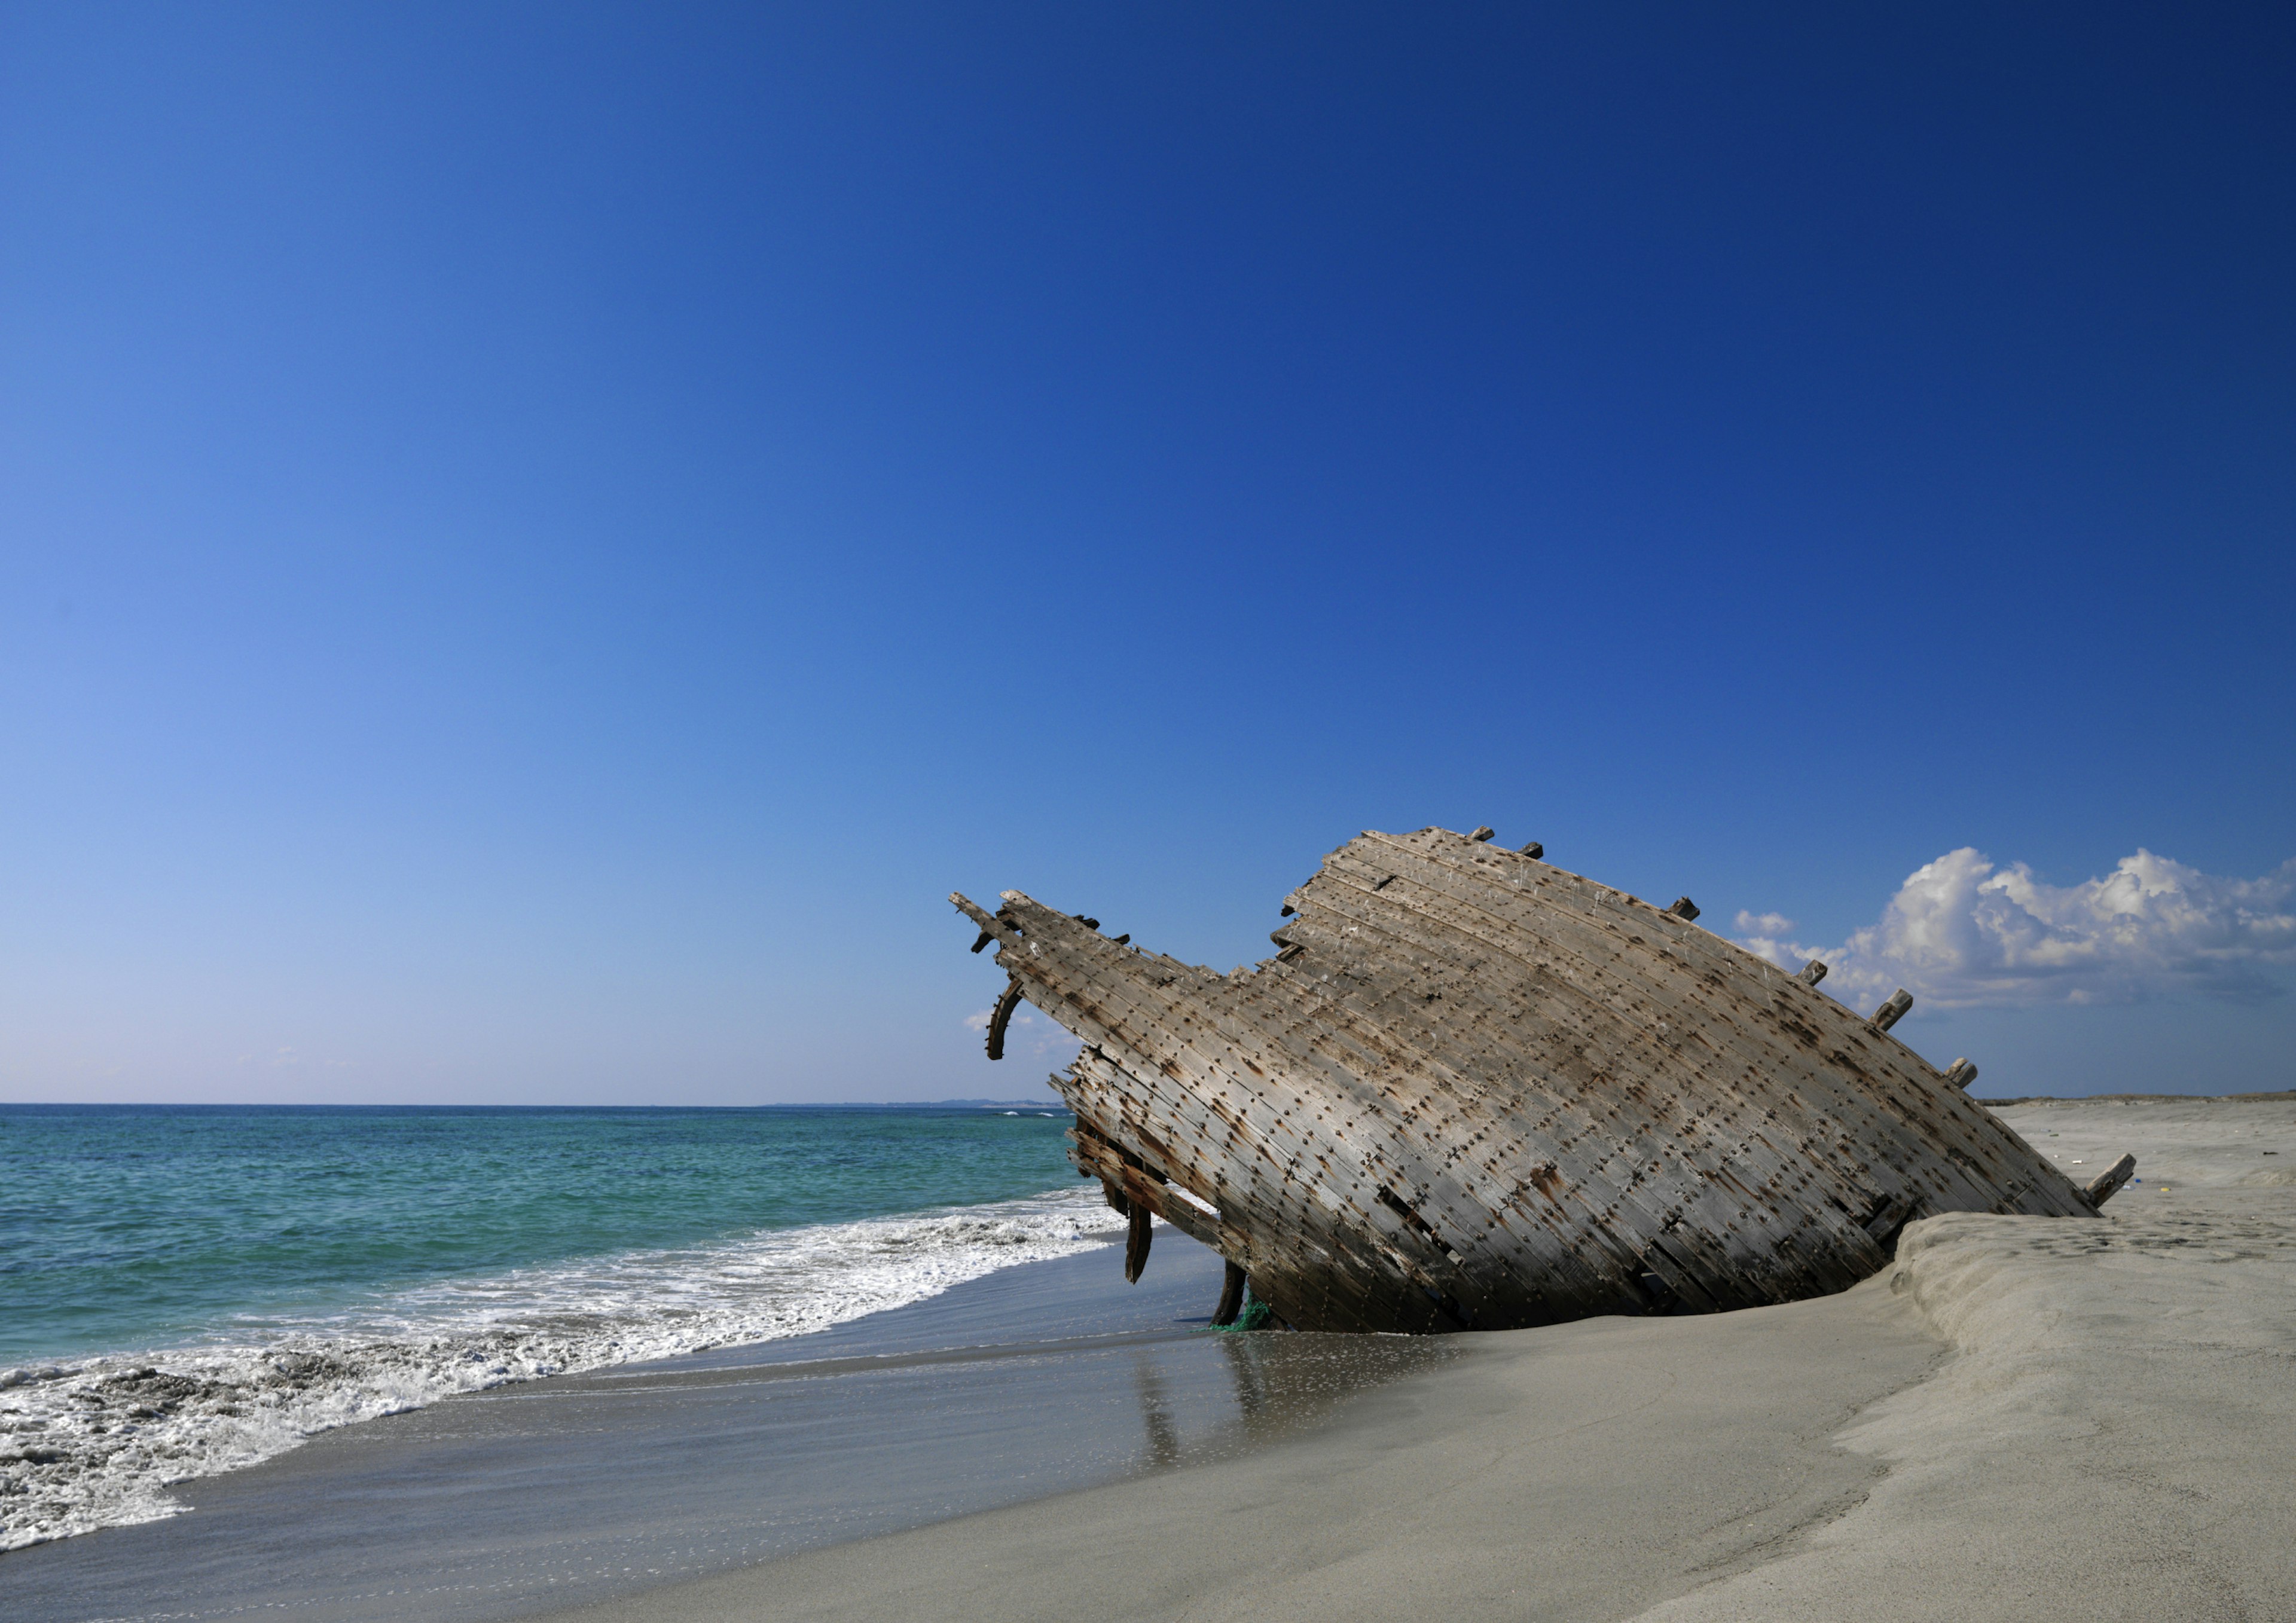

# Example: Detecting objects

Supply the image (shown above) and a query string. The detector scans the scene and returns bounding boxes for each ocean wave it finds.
[0,1186,1124,1551]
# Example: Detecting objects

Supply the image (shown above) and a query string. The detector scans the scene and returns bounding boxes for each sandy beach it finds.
[8,1096,2289,1623]
[552,1095,2296,1623]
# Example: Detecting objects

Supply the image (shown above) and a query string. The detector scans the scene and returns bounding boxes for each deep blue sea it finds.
[0,1104,1116,1548]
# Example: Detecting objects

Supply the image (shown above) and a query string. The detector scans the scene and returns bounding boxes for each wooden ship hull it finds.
[953,826,2127,1334]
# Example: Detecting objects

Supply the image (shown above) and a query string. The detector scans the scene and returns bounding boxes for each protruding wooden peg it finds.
[1799,959,1828,986]
[1211,1261,1247,1326]
[1113,934,1130,945]
[1072,915,1100,929]
[1666,897,1700,922]
[1123,1205,1153,1283]
[1520,841,1544,858]
[1870,989,1913,1031]
[969,930,995,953]
[2086,1154,2137,1206]
[1280,903,1295,917]
[1943,1057,1977,1090]
[1470,826,1496,842]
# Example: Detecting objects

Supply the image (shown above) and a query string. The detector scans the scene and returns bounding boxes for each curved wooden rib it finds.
[984,979,1024,1062]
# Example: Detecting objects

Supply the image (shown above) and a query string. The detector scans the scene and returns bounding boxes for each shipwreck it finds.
[955,826,2136,1334]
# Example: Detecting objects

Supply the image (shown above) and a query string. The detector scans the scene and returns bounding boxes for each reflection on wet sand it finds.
[1211,1329,1459,1453]
[1109,1324,1462,1476]
[1131,1353,1183,1468]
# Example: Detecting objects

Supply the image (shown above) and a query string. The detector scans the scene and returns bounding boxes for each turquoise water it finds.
[1,1104,1082,1365]
[2,1103,1121,1548]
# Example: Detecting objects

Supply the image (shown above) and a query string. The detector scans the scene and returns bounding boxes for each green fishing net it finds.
[1217,1298,1275,1332]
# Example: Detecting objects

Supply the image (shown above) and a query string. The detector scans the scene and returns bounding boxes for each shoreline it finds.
[544,1096,2296,1623]
[0,1169,1125,1553]
[1,1232,1451,1623]
[11,1096,2291,1622]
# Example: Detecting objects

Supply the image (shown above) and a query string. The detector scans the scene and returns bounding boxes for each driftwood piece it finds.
[954,826,2103,1334]
[2086,1154,2138,1206]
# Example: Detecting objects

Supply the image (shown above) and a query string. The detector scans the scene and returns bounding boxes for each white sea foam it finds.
[0,1187,1125,1551]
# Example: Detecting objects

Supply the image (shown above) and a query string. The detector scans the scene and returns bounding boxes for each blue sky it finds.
[4,3,2290,1104]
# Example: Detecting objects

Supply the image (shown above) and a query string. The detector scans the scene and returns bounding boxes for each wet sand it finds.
[551,1096,2296,1623]
[0,1240,1450,1622]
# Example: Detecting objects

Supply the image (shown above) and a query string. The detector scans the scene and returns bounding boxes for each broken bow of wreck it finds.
[954,826,2133,1335]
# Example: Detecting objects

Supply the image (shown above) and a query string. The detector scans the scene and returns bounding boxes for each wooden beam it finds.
[1124,1206,1153,1283]
[1211,1261,1247,1326]
[2086,1153,2137,1206]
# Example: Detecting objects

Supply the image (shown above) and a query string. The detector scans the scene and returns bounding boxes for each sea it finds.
[0,1102,1120,1553]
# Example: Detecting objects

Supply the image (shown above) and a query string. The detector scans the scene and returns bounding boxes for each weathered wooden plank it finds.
[1286,845,2020,1276]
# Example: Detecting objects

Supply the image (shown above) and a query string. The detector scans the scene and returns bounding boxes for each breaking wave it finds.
[0,1187,1124,1551]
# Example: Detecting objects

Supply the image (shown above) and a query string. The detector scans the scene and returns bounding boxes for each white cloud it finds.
[1735,910,1796,937]
[1738,848,2296,1009]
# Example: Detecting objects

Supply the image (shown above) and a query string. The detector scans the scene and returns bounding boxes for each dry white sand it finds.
[1990,1092,2296,1191]
[551,1096,2296,1623]
[1632,1093,2296,1622]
